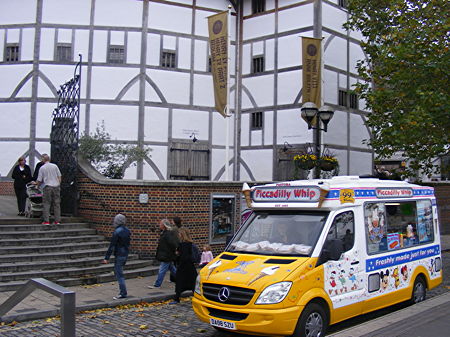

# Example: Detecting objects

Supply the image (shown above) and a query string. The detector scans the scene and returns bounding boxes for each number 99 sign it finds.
[340,189,355,204]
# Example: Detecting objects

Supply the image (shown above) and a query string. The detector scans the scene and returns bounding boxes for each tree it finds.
[345,0,450,178]
[79,122,150,179]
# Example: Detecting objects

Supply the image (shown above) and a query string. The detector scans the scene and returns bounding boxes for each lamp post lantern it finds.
[301,102,334,179]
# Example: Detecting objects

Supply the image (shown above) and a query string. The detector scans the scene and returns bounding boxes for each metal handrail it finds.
[0,278,75,337]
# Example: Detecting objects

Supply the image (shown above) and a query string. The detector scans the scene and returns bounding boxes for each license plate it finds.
[210,318,236,330]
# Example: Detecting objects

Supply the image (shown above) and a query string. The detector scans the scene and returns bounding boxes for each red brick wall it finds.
[426,183,450,235]
[0,180,14,195]
[77,170,245,259]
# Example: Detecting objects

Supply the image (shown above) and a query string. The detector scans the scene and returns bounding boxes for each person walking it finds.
[149,219,179,289]
[199,244,214,268]
[11,157,32,216]
[102,214,131,300]
[170,227,198,304]
[35,154,62,226]
[32,155,45,182]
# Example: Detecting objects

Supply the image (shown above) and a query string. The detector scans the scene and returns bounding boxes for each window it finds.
[169,141,209,180]
[339,0,348,8]
[5,44,19,62]
[108,45,125,64]
[252,0,265,14]
[338,89,348,107]
[338,89,358,109]
[56,44,72,62]
[327,211,355,252]
[365,200,434,255]
[208,56,212,72]
[349,92,358,109]
[161,50,176,68]
[252,55,264,74]
[251,111,263,130]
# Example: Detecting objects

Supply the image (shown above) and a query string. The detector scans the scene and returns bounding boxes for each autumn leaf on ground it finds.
[139,324,148,330]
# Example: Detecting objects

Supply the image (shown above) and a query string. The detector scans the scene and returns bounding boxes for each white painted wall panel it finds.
[333,149,348,176]
[1,142,31,177]
[350,113,370,149]
[277,71,301,105]
[0,65,31,98]
[323,2,347,34]
[278,3,314,33]
[0,103,30,137]
[212,112,233,146]
[95,0,142,27]
[196,0,225,9]
[0,30,4,60]
[194,40,207,71]
[39,64,85,96]
[149,2,192,33]
[40,28,55,61]
[243,14,274,40]
[194,10,212,37]
[253,41,263,55]
[142,145,167,180]
[92,31,107,63]
[0,0,35,25]
[242,44,251,74]
[324,109,347,146]
[21,29,35,61]
[90,105,139,141]
[244,76,274,107]
[324,36,347,70]
[110,31,125,45]
[35,102,55,138]
[349,151,372,176]
[178,38,191,70]
[163,35,176,50]
[15,76,32,98]
[241,113,249,147]
[6,29,20,43]
[127,32,141,64]
[42,0,91,25]
[148,70,190,104]
[172,109,209,141]
[241,149,273,180]
[350,43,365,73]
[144,107,169,142]
[57,29,72,43]
[276,109,311,145]
[193,74,214,106]
[278,35,301,68]
[265,39,275,71]
[323,69,338,105]
[250,130,262,146]
[264,111,274,146]
[74,30,89,62]
[147,34,161,66]
[90,67,139,99]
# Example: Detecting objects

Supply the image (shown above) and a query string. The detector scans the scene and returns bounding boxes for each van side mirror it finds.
[321,239,344,262]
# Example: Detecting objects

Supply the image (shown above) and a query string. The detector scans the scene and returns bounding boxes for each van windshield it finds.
[228,211,329,256]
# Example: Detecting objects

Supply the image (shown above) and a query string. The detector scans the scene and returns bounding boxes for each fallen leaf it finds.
[139,324,148,330]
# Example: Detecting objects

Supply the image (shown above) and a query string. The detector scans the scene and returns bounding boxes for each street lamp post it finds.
[301,102,334,179]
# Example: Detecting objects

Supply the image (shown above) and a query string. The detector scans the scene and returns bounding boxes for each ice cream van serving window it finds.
[227,210,328,256]
[365,200,434,255]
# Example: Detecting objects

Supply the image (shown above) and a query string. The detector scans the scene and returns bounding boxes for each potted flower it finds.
[294,153,317,170]
[319,155,338,171]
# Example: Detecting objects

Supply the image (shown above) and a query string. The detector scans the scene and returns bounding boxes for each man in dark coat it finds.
[149,219,179,288]
[102,214,131,299]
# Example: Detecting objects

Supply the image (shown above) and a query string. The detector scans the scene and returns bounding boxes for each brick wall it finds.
[0,179,14,195]
[425,182,450,235]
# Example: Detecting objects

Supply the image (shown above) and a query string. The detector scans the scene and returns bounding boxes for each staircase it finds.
[0,217,157,292]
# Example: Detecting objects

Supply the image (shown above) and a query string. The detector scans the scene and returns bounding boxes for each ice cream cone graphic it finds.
[248,265,280,285]
[242,183,252,208]
[206,260,222,280]
[318,183,330,208]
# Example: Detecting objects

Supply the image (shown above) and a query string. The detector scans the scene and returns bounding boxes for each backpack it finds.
[191,243,201,264]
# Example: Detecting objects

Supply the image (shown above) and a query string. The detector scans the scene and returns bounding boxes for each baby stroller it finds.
[25,183,43,218]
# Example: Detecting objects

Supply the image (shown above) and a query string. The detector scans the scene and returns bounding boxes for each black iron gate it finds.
[50,55,82,215]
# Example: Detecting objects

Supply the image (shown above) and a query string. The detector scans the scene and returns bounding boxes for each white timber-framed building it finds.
[0,0,373,182]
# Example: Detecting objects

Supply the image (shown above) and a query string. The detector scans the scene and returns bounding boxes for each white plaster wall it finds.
[194,40,208,71]
[241,113,249,147]
[34,142,51,160]
[323,68,338,105]
[121,80,140,102]
[40,28,55,61]
[144,107,169,142]
[250,129,263,146]
[333,148,348,176]
[241,149,273,180]
[147,34,161,66]
[0,30,4,60]
[349,151,373,176]
[264,110,274,146]
[90,105,139,141]
[178,37,192,70]
[21,28,35,61]
[350,43,365,73]
[110,31,124,45]
[212,113,233,146]
[148,2,192,33]
[0,65,32,98]
[35,102,55,139]
[162,35,176,50]
[323,2,347,35]
[242,43,251,75]
[16,75,33,98]
[277,70,301,105]
[193,74,214,107]
[278,35,302,68]
[0,0,36,25]
[90,67,139,100]
[243,13,275,40]
[244,76,274,107]
[6,29,20,43]
[0,142,31,177]
[38,65,85,97]
[349,113,370,149]
[324,36,347,70]
[142,145,167,180]
[0,103,30,138]
[265,39,275,71]
[74,30,90,62]
[127,32,141,64]
[147,70,190,104]
[277,109,311,144]
[278,3,314,33]
[172,109,209,141]
[194,10,212,37]
[95,0,142,27]
[42,0,91,25]
[196,0,225,9]
[57,29,72,43]
[92,31,107,63]
[324,109,347,146]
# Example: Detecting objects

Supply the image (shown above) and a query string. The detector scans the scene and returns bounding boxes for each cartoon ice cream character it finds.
[242,183,252,208]
[206,260,222,280]
[318,182,330,208]
[247,265,280,285]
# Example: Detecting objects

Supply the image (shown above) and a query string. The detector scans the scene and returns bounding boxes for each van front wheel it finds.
[292,303,328,337]
[410,276,426,304]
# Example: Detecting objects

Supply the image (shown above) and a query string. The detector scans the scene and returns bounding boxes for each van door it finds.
[322,209,365,322]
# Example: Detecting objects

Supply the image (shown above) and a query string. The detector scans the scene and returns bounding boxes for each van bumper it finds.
[192,296,302,336]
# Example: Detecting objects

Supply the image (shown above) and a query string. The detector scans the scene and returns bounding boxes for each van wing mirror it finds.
[322,239,344,261]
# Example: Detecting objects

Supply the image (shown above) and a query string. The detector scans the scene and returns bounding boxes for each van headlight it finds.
[194,275,201,294]
[255,281,292,304]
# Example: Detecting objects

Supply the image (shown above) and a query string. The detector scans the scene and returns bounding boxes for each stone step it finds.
[0,217,84,226]
[0,227,97,239]
[0,259,153,282]
[0,234,105,247]
[0,222,90,232]
[0,248,107,264]
[0,254,140,273]
[0,241,110,255]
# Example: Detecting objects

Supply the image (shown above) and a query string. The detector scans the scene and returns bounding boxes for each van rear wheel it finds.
[410,276,426,304]
[292,303,328,337]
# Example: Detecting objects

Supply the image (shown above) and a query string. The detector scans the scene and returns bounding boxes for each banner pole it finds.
[224,6,232,181]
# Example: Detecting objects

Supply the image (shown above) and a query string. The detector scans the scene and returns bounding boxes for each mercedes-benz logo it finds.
[218,287,230,302]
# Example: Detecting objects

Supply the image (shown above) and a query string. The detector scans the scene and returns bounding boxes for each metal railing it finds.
[0,278,75,337]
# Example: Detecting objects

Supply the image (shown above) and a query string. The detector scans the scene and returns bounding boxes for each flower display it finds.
[319,155,338,171]
[294,153,317,170]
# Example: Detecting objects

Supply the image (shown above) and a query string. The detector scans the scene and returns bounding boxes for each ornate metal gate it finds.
[50,55,82,215]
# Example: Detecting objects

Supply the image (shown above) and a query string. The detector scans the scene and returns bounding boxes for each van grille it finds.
[207,307,249,321]
[202,283,255,305]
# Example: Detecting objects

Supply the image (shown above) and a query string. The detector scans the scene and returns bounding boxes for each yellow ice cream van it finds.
[192,176,443,337]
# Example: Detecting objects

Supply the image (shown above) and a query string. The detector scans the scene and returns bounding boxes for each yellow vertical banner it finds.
[302,37,322,109]
[208,11,228,118]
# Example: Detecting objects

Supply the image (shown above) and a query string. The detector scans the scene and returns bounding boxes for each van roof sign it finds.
[375,188,413,198]
[252,186,320,203]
